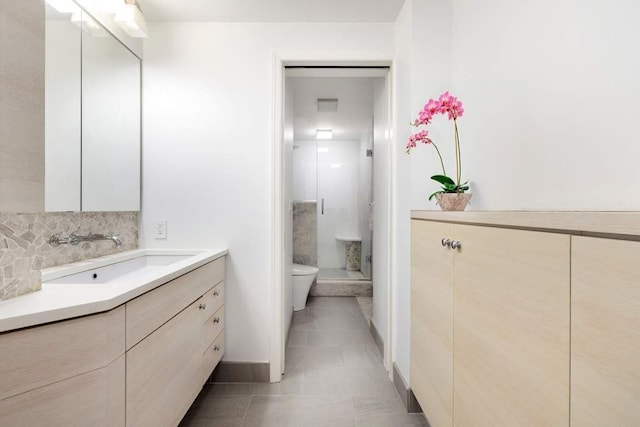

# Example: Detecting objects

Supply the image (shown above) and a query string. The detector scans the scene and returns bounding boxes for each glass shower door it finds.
[317,138,370,281]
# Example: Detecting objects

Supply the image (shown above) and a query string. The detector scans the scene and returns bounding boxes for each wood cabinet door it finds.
[0,355,125,427]
[453,225,570,426]
[126,299,203,427]
[571,237,640,426]
[410,219,455,427]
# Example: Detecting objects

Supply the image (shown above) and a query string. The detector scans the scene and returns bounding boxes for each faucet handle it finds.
[111,233,123,248]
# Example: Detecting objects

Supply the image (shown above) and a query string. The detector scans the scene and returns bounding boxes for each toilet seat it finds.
[292,263,319,276]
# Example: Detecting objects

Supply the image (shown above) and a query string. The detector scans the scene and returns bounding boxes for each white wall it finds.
[142,22,394,363]
[372,75,391,355]
[317,140,361,269]
[447,0,640,210]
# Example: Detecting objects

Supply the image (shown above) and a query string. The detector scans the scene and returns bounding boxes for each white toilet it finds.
[292,263,319,311]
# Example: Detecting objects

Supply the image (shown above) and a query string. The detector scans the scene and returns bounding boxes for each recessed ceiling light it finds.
[330,163,342,168]
[316,129,333,140]
[317,147,329,153]
[317,98,338,113]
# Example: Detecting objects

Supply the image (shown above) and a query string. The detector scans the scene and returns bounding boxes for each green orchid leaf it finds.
[442,183,457,191]
[430,175,456,186]
[428,190,444,201]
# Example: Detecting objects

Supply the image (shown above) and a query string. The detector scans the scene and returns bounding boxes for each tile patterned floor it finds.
[180,297,427,427]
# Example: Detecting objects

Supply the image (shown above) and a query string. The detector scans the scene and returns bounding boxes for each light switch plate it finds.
[155,219,167,239]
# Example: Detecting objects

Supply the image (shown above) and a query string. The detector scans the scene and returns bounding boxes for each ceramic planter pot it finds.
[435,192,472,211]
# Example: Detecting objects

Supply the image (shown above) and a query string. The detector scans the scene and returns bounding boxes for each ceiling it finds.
[289,76,381,141]
[137,0,406,23]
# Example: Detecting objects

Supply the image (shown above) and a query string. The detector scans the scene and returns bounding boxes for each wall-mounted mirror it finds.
[45,3,141,212]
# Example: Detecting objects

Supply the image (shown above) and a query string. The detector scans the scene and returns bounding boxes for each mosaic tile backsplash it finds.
[0,212,138,300]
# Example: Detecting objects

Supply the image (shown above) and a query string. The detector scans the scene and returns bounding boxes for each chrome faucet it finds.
[49,232,123,248]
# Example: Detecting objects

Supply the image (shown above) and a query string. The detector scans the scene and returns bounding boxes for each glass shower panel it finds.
[317,140,361,277]
[359,119,374,280]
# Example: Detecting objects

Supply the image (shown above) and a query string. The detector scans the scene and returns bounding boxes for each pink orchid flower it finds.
[406,129,432,153]
[407,91,466,189]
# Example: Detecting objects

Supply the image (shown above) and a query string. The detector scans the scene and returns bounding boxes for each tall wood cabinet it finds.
[411,219,571,427]
[571,237,640,426]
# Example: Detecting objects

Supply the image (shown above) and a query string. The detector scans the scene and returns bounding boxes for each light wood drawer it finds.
[0,305,124,401]
[202,306,224,354]
[126,257,225,349]
[126,298,203,427]
[0,354,125,427]
[200,281,224,320]
[202,332,225,385]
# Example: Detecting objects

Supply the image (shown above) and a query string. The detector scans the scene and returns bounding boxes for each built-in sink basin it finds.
[43,253,193,285]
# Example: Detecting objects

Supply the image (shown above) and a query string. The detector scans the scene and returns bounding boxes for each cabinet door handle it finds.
[441,238,451,248]
[213,317,220,324]
[214,345,221,352]
[451,241,462,250]
[198,303,207,310]
[213,290,219,297]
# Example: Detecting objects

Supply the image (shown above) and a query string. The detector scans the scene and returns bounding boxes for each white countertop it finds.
[411,211,640,237]
[0,248,228,333]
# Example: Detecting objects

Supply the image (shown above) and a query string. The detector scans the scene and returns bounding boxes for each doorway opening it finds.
[289,71,380,291]
[278,64,392,380]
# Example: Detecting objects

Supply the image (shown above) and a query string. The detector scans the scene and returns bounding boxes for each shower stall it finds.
[292,121,374,291]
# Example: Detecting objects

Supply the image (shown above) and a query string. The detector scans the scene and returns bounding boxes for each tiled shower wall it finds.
[292,202,317,266]
[0,212,138,300]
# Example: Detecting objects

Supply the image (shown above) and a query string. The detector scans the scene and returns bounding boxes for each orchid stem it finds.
[453,118,461,188]
[431,142,447,176]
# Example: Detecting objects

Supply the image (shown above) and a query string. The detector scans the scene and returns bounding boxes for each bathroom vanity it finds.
[0,249,227,426]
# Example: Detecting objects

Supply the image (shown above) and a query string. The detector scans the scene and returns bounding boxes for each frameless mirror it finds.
[81,10,140,211]
[45,2,82,211]
[44,4,141,212]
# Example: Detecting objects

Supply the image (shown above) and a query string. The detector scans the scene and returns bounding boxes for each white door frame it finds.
[270,51,395,382]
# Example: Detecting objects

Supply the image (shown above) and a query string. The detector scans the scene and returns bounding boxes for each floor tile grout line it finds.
[240,395,253,425]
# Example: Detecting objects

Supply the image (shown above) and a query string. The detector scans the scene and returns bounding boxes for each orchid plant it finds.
[406,91,469,201]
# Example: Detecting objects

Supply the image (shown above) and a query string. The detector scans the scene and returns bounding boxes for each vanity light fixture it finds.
[316,129,333,140]
[114,0,149,38]
[71,11,107,36]
[45,0,79,13]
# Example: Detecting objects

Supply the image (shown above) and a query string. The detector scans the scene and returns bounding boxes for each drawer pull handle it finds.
[441,238,451,248]
[213,291,219,297]
[214,345,221,352]
[451,240,462,250]
[213,317,220,324]
[199,303,207,310]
